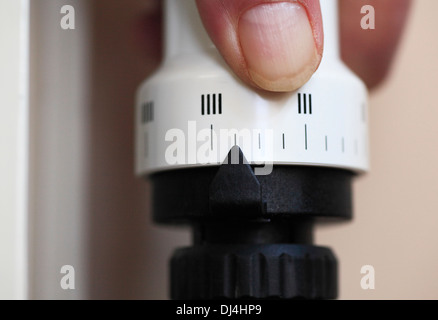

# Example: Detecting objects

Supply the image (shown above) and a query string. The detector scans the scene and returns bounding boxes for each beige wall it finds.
[318,0,438,299]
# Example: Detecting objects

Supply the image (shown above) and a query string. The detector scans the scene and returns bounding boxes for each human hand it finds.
[140,0,411,92]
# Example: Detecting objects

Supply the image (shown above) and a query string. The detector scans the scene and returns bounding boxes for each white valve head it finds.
[135,0,369,176]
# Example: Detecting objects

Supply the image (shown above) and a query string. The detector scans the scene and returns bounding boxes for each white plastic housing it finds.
[136,0,369,175]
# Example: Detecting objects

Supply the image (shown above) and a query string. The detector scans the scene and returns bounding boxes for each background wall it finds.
[318,0,438,299]
[0,0,28,299]
[28,0,438,299]
[29,0,90,299]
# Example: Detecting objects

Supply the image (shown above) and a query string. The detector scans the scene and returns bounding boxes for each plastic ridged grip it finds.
[171,244,337,300]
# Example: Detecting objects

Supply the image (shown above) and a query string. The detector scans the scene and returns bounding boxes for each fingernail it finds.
[239,2,319,92]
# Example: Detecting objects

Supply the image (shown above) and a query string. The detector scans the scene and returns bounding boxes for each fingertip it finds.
[196,0,323,92]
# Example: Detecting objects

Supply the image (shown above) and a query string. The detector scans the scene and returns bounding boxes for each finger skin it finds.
[340,0,412,89]
[133,0,163,73]
[195,0,323,91]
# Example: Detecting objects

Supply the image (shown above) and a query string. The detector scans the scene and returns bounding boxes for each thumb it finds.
[195,0,324,92]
